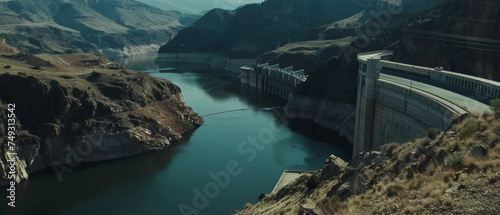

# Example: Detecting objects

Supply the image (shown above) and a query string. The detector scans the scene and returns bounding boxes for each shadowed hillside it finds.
[293,0,500,105]
[159,0,439,58]
[159,0,369,58]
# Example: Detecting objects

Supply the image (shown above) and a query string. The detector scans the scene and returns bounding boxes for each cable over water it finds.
[201,106,282,118]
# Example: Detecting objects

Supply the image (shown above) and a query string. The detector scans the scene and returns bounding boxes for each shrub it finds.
[491,99,500,117]
[365,169,377,183]
[402,205,423,214]
[445,151,464,170]
[381,142,399,154]
[318,195,342,214]
[306,174,321,190]
[87,71,101,82]
[428,128,438,140]
[3,65,11,69]
[458,122,479,139]
[429,189,443,198]
[385,183,403,197]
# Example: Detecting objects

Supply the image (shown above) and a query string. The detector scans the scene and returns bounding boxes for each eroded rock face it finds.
[0,70,203,185]
[321,155,347,181]
[284,94,355,143]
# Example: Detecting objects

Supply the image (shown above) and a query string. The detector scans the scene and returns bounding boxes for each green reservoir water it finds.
[5,54,350,215]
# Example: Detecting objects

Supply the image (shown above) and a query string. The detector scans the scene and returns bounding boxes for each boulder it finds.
[321,155,347,180]
[258,193,268,201]
[471,143,487,158]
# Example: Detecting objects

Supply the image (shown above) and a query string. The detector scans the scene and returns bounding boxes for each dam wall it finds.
[353,51,494,156]
[241,63,307,99]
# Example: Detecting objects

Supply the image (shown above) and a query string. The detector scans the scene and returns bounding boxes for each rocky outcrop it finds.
[255,40,348,73]
[100,44,164,58]
[154,53,255,73]
[0,67,203,185]
[236,114,500,215]
[320,155,347,181]
[284,94,355,143]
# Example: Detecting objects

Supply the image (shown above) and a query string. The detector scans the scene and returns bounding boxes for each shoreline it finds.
[0,50,204,186]
[154,52,256,73]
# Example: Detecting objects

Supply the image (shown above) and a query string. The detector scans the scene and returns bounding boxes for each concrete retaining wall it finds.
[241,66,305,99]
[371,82,454,149]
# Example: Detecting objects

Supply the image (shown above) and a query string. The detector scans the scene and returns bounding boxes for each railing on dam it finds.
[353,50,497,157]
[380,60,500,102]
[240,63,308,98]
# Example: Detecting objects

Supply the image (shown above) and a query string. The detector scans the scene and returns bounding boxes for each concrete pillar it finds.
[250,72,257,88]
[240,68,250,85]
[353,58,380,156]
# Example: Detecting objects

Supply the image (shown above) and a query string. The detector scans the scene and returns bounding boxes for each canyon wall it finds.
[0,68,203,186]
[284,94,355,143]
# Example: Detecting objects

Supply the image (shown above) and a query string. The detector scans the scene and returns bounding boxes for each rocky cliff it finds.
[284,95,355,143]
[0,49,203,185]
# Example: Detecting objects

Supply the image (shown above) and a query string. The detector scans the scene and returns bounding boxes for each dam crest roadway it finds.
[353,50,496,156]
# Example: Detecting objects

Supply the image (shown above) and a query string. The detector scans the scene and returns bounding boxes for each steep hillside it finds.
[256,0,439,72]
[0,0,200,57]
[135,0,252,14]
[395,0,500,81]
[159,0,439,59]
[293,0,500,105]
[159,0,368,58]
[303,0,439,41]
[235,114,500,214]
[82,0,197,30]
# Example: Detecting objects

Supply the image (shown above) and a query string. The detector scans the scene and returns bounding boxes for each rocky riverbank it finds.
[284,94,355,143]
[0,45,203,186]
[154,53,255,73]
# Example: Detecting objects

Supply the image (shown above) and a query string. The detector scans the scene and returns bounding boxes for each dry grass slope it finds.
[235,114,500,215]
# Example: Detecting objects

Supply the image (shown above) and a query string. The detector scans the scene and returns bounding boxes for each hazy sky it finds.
[136,0,264,13]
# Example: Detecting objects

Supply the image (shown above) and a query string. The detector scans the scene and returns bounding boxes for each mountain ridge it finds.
[0,0,200,57]
[159,0,438,58]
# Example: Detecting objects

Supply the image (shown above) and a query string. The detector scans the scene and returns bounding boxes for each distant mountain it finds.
[135,0,260,14]
[159,0,365,58]
[158,0,438,58]
[0,0,200,57]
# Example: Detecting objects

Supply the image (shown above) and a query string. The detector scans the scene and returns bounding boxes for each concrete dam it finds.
[353,51,497,156]
[240,63,307,98]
